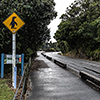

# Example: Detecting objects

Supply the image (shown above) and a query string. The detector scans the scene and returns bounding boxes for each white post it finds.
[12,33,16,87]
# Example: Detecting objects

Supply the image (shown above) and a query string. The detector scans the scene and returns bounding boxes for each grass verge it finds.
[0,79,14,100]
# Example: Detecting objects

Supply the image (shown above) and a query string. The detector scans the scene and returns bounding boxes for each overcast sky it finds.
[48,0,75,42]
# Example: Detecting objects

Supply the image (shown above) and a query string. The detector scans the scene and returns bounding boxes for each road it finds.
[27,52,100,100]
[44,52,100,79]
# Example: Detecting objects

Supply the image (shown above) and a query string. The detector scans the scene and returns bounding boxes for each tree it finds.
[54,0,100,60]
[0,0,57,61]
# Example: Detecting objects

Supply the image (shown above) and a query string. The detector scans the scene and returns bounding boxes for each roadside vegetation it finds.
[54,0,100,61]
[0,79,14,100]
[0,64,23,100]
[0,0,57,99]
[0,0,57,62]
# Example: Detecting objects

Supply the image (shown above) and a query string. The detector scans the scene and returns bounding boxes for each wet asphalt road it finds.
[27,52,100,100]
[44,52,100,78]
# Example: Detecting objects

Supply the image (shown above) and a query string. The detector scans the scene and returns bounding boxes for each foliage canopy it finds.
[0,0,57,61]
[54,0,100,60]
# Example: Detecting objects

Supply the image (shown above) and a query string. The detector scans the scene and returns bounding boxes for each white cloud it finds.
[48,0,75,42]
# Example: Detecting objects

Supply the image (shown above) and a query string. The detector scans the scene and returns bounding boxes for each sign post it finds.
[3,12,25,88]
[12,33,16,86]
[21,53,24,76]
[1,54,24,78]
[14,67,17,89]
[1,53,4,78]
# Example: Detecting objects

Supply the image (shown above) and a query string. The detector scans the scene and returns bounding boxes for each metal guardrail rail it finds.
[13,57,32,100]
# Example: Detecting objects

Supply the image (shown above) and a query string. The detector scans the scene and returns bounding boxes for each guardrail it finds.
[13,57,32,100]
[42,52,100,87]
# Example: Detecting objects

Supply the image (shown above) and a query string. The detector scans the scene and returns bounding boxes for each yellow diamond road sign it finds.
[3,12,25,34]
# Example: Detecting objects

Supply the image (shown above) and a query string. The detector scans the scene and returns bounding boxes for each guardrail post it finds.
[1,53,4,78]
[21,53,24,76]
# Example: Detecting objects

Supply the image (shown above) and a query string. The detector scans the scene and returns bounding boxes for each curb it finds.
[46,56,52,61]
[42,53,100,87]
[53,59,66,68]
[80,71,100,87]
[67,64,80,77]
[41,53,46,57]
[42,53,80,76]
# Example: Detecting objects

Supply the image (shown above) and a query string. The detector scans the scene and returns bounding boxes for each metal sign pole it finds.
[3,12,25,88]
[12,33,16,87]
[1,53,4,78]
